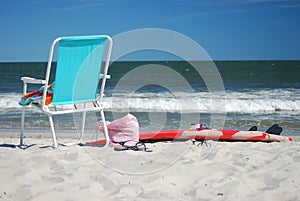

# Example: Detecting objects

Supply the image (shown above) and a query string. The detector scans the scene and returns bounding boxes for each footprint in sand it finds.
[41,175,64,183]
[60,152,79,161]
[112,184,143,198]
[11,186,32,200]
[264,173,287,189]
[91,174,115,191]
[293,155,300,162]
[49,161,64,172]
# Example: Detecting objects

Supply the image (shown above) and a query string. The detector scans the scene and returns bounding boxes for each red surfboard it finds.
[86,129,292,145]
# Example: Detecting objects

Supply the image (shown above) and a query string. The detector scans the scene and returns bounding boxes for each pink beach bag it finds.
[99,113,139,147]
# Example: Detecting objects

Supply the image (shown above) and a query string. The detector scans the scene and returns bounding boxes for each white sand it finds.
[1,132,300,201]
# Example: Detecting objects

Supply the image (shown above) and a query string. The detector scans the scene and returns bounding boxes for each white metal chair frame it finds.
[20,36,113,148]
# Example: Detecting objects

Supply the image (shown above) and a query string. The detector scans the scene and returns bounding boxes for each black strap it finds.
[116,141,152,152]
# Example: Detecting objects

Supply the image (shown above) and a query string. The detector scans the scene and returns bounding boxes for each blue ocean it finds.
[0,61,299,136]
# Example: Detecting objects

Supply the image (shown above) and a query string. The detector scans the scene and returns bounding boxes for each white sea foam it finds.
[105,89,300,113]
[0,93,23,109]
[2,89,300,113]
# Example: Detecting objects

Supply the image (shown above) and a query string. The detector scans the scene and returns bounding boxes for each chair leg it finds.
[48,115,58,148]
[80,111,87,141]
[20,107,25,146]
[100,110,109,148]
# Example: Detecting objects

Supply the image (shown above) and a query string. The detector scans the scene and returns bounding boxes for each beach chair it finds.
[20,35,113,148]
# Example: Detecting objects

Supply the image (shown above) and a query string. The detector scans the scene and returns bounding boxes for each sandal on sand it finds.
[114,141,152,152]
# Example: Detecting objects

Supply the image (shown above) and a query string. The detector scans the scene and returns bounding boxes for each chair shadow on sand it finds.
[0,143,36,149]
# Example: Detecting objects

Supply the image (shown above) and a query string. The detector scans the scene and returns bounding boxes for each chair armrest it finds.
[100,74,111,79]
[21,77,46,84]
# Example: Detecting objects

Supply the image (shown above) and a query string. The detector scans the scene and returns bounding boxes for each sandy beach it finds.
[1,130,300,201]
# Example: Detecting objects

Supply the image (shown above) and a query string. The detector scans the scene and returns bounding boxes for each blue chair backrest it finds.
[52,35,107,105]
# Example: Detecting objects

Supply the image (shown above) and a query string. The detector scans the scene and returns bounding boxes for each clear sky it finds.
[1,0,299,61]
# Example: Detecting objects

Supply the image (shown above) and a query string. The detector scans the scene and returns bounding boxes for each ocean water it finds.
[0,61,299,136]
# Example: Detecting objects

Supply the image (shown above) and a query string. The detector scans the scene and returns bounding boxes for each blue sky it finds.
[0,0,299,61]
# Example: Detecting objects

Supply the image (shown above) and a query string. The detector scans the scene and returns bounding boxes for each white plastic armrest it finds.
[100,74,111,79]
[21,77,46,84]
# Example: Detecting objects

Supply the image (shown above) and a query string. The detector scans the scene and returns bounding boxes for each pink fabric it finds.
[99,113,139,147]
